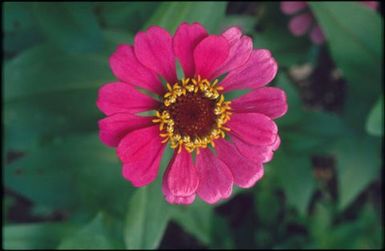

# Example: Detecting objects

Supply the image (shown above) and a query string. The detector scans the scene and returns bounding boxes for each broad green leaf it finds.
[254,168,282,228]
[103,29,134,51]
[58,213,121,249]
[282,111,347,154]
[282,132,327,154]
[124,177,172,249]
[123,146,173,249]
[95,2,160,33]
[326,208,382,249]
[145,2,227,33]
[366,95,383,136]
[3,223,74,249]
[3,44,112,151]
[272,150,316,215]
[170,200,214,245]
[32,3,104,53]
[308,202,333,242]
[4,44,111,101]
[209,214,236,249]
[294,111,346,137]
[309,203,382,249]
[3,3,35,32]
[331,135,381,210]
[4,133,134,217]
[4,90,102,151]
[309,2,382,128]
[3,3,43,57]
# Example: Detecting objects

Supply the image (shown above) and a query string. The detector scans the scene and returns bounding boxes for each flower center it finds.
[153,76,232,153]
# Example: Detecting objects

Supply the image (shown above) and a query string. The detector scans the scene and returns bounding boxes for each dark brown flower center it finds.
[163,91,216,139]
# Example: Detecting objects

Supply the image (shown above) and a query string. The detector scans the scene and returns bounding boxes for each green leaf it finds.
[309,2,382,128]
[309,202,333,242]
[170,200,214,245]
[295,111,346,137]
[103,29,134,51]
[58,213,120,249]
[272,150,316,215]
[366,95,383,136]
[3,44,112,151]
[122,144,173,249]
[3,223,74,249]
[331,135,381,210]
[309,203,382,249]
[32,3,104,53]
[3,3,43,57]
[145,2,227,33]
[254,173,281,227]
[95,2,161,33]
[4,44,111,102]
[4,91,102,151]
[3,3,35,32]
[124,177,172,249]
[4,133,134,217]
[282,111,346,154]
[209,214,236,249]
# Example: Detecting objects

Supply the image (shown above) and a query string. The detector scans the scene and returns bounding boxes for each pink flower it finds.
[281,1,379,44]
[96,23,287,205]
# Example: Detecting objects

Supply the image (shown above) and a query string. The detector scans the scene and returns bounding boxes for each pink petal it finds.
[162,178,196,204]
[220,26,242,43]
[98,113,153,147]
[118,126,165,187]
[309,25,325,45]
[212,27,253,77]
[96,82,159,116]
[231,87,288,119]
[281,1,308,15]
[219,49,278,92]
[289,13,313,36]
[272,135,281,151]
[231,135,280,164]
[109,45,163,95]
[216,139,264,188]
[162,149,199,205]
[173,22,208,78]
[134,26,177,84]
[196,148,233,204]
[193,35,229,80]
[361,1,378,10]
[228,112,278,146]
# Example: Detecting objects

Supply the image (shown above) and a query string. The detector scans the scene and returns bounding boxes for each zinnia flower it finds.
[281,1,379,44]
[96,22,287,204]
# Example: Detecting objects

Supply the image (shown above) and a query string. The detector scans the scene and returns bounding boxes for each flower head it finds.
[96,22,288,204]
[281,1,379,44]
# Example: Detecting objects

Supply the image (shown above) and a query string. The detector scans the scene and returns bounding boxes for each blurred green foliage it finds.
[3,1,383,249]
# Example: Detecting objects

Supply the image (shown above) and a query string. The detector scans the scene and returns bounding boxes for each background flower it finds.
[281,1,379,44]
